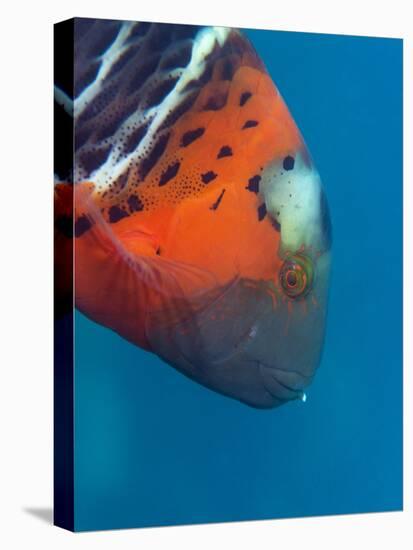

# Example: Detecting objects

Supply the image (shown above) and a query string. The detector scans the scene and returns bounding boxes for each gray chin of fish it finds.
[145,252,331,409]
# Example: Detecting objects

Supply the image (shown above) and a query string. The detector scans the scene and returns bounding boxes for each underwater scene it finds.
[55,19,402,531]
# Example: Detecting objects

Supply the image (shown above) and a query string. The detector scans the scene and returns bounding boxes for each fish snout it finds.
[258,363,309,406]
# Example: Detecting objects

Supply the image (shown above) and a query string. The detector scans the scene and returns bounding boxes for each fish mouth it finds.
[259,362,310,403]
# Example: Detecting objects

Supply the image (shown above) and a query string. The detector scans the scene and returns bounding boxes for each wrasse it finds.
[54,19,332,408]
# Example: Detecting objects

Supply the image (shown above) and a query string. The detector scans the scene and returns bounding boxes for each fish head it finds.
[245,148,332,406]
[146,147,332,409]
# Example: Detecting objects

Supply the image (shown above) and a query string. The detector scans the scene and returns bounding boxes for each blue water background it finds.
[74,29,403,531]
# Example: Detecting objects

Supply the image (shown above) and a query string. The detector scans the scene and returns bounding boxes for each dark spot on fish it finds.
[146,76,179,108]
[147,24,173,53]
[221,60,234,81]
[183,64,213,92]
[95,116,123,143]
[257,203,267,221]
[242,120,259,129]
[106,44,142,83]
[283,155,295,171]
[126,53,161,95]
[93,97,143,142]
[160,42,193,70]
[74,215,92,237]
[126,22,152,43]
[218,34,250,63]
[210,189,226,210]
[202,92,228,111]
[203,40,221,64]
[74,18,95,42]
[246,175,261,193]
[173,24,200,41]
[217,145,232,159]
[74,127,92,151]
[78,84,118,125]
[74,60,101,98]
[127,194,144,213]
[159,161,180,186]
[79,144,112,176]
[87,22,122,58]
[112,170,129,193]
[201,171,217,184]
[271,218,281,232]
[239,91,252,106]
[124,120,151,154]
[108,205,129,223]
[158,91,198,131]
[181,127,205,147]
[138,132,170,180]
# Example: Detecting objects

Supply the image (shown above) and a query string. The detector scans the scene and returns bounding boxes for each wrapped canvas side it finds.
[53,18,75,532]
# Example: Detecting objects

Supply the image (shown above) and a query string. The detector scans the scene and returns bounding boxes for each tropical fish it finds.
[54,19,332,408]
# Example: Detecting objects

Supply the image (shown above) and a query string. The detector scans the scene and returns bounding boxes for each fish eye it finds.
[279,254,313,299]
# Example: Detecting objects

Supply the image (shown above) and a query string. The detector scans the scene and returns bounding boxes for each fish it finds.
[54,18,332,409]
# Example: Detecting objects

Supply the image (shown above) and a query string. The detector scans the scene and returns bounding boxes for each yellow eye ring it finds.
[279,254,313,299]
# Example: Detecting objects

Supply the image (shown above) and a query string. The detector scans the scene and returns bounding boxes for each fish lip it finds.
[258,362,310,401]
